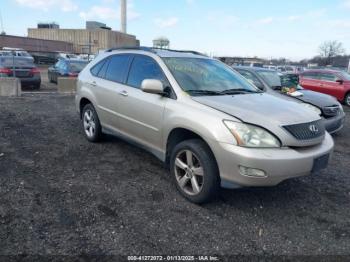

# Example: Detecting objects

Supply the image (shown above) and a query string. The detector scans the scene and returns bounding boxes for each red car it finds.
[299,69,350,106]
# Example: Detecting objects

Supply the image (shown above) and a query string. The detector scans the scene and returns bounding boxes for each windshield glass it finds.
[257,70,282,87]
[163,58,259,95]
[69,61,88,72]
[340,71,350,81]
[0,57,34,67]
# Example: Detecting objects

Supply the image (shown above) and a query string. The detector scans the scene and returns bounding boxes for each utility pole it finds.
[0,9,5,35]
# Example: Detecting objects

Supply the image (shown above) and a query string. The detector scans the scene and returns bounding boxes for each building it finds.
[0,34,73,53]
[86,21,111,30]
[38,22,60,29]
[0,34,74,64]
[28,23,140,54]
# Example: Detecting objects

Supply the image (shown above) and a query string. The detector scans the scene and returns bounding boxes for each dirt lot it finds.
[0,94,350,259]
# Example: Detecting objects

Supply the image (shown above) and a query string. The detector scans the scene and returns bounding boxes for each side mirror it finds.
[336,79,344,85]
[141,79,164,95]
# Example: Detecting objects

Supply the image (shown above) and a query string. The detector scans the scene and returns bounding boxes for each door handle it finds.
[118,90,128,97]
[91,81,97,87]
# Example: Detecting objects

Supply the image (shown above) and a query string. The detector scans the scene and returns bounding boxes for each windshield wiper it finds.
[186,90,222,96]
[271,85,282,90]
[219,88,262,95]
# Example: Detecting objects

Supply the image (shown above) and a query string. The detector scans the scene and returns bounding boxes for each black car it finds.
[48,59,88,83]
[234,66,345,134]
[0,56,41,89]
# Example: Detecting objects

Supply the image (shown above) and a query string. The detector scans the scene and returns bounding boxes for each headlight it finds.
[300,103,322,116]
[223,121,281,148]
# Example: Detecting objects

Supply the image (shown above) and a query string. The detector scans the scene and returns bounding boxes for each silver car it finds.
[76,47,334,203]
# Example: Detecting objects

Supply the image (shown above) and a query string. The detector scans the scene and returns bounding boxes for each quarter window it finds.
[98,58,110,78]
[127,55,167,89]
[105,55,131,83]
[91,59,106,76]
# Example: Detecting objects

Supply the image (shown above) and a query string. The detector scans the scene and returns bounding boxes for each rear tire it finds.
[81,104,103,142]
[170,139,220,204]
[344,93,350,107]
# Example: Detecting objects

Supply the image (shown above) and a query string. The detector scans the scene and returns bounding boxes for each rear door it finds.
[115,54,170,152]
[89,54,132,129]
[317,72,344,99]
[299,72,321,92]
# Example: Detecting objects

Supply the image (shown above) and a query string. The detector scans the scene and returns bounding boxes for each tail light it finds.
[0,68,12,75]
[30,68,40,74]
[68,72,78,77]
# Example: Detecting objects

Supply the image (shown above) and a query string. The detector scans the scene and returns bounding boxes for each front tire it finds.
[344,93,350,107]
[82,104,103,142]
[170,139,220,204]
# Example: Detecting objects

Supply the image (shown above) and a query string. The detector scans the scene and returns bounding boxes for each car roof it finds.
[233,66,277,73]
[106,46,208,59]
[302,69,343,74]
[59,58,88,63]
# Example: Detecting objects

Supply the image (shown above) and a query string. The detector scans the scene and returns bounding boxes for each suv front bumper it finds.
[211,132,334,188]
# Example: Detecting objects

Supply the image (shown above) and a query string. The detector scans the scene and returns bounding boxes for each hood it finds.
[192,93,323,147]
[290,90,339,108]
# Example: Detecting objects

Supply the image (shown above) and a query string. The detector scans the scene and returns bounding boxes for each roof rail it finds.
[106,46,155,53]
[106,46,208,57]
[152,48,207,57]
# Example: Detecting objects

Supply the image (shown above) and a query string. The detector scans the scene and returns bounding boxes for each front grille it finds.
[283,120,325,140]
[323,105,340,118]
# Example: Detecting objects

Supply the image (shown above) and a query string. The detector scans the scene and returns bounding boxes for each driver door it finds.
[115,54,170,152]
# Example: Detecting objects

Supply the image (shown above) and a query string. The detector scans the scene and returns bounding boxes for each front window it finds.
[163,58,259,96]
[256,71,282,88]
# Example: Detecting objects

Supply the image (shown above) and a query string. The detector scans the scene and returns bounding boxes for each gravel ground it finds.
[0,94,350,259]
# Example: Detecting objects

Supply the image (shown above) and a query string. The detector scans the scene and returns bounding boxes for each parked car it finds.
[0,56,41,89]
[76,47,333,204]
[234,67,345,134]
[299,69,350,107]
[277,65,303,74]
[48,58,88,83]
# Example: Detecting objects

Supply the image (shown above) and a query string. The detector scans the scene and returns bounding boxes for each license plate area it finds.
[312,154,330,173]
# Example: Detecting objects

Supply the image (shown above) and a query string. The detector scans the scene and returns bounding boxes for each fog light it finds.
[239,166,267,178]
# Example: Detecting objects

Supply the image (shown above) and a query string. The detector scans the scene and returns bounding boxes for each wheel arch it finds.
[165,127,219,170]
[79,97,93,118]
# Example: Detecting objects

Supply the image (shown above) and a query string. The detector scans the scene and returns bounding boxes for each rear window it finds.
[0,57,34,67]
[68,61,88,73]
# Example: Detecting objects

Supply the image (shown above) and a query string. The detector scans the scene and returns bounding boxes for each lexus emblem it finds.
[309,124,319,133]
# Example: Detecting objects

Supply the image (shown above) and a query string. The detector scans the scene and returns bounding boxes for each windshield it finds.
[163,58,259,95]
[69,61,88,72]
[257,71,282,87]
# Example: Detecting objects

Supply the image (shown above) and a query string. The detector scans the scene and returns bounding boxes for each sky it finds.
[1,0,350,61]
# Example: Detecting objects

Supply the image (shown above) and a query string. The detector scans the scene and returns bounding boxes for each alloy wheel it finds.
[83,109,96,138]
[174,150,204,196]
